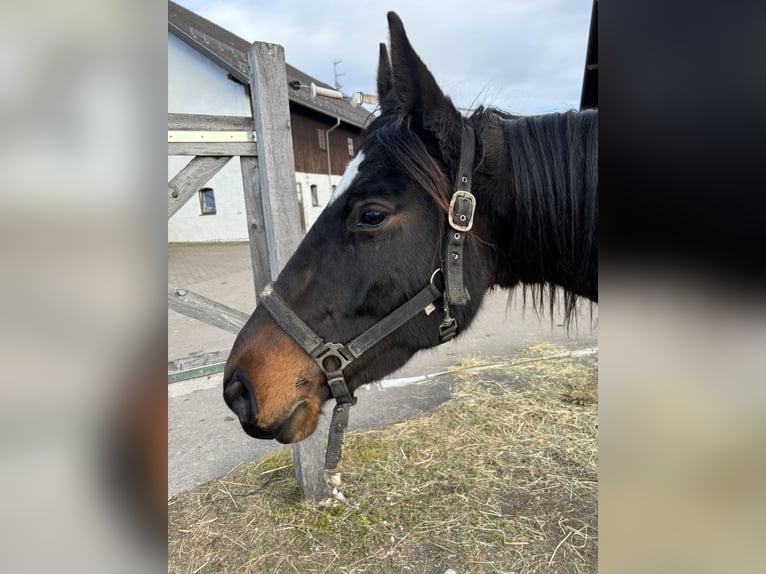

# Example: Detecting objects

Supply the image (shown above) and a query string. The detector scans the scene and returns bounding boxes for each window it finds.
[311,184,319,207]
[199,188,216,215]
[347,137,354,156]
[296,182,307,234]
[317,128,327,151]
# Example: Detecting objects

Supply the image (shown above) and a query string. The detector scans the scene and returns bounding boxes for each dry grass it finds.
[168,344,597,573]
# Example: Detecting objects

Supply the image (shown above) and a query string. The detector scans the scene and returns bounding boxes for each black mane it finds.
[471,107,598,323]
[362,105,598,324]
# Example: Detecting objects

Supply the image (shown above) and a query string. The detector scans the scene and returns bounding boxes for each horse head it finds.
[223,12,494,443]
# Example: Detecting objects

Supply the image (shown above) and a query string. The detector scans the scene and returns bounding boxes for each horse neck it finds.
[473,109,598,302]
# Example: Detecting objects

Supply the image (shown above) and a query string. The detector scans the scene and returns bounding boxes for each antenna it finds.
[333,59,346,91]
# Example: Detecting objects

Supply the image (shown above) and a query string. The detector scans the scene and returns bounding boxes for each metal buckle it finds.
[448,190,476,232]
[313,342,352,374]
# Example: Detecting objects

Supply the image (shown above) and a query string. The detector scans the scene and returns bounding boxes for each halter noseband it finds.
[258,121,477,474]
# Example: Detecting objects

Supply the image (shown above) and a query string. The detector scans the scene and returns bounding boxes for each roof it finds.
[168,1,372,129]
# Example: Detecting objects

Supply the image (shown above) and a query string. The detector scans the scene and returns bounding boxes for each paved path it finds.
[168,243,597,497]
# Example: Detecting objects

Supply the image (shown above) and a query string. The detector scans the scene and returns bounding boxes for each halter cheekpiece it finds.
[259,121,477,475]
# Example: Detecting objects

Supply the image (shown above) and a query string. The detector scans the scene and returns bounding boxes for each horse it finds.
[223,12,597,454]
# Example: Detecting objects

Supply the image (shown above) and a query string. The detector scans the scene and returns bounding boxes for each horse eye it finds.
[359,209,387,228]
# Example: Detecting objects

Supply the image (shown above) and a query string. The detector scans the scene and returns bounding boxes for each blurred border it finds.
[0,1,764,572]
[600,1,766,572]
[0,1,167,572]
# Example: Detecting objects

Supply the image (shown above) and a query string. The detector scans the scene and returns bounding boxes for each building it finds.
[168,1,372,242]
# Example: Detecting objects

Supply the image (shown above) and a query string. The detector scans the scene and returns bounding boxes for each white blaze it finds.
[328,151,365,205]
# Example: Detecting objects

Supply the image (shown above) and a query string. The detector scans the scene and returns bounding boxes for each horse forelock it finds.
[365,112,452,215]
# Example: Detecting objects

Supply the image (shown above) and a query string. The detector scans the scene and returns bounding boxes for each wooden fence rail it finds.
[167,287,248,334]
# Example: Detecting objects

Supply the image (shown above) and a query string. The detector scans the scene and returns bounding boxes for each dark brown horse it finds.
[223,12,597,447]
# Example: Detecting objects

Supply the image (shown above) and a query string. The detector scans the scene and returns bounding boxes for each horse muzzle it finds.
[223,372,316,444]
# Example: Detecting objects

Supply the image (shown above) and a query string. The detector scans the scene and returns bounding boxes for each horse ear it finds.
[377,43,393,105]
[386,12,460,151]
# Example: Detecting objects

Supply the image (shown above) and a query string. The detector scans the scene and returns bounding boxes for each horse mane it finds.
[471,107,598,325]
[364,106,598,326]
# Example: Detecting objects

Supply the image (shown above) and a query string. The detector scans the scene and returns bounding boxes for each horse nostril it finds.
[223,373,258,423]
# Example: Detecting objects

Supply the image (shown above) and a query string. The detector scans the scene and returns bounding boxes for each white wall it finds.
[295,172,342,231]
[168,33,337,242]
[167,33,251,116]
[168,33,251,242]
[168,155,250,242]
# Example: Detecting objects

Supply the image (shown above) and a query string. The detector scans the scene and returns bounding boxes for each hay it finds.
[169,345,597,573]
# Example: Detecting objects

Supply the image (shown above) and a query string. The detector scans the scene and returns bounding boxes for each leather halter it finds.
[258,121,477,473]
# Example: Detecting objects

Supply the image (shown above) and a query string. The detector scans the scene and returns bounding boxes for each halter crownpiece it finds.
[258,121,478,474]
[442,122,477,330]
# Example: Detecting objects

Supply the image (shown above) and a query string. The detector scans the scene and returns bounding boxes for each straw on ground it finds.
[169,343,597,573]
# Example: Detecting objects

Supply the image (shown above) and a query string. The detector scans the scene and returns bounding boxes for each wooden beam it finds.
[168,286,249,333]
[168,156,231,219]
[168,349,231,374]
[168,130,255,143]
[168,142,258,156]
[168,362,226,384]
[240,156,272,297]
[168,113,254,131]
[248,41,329,501]
[248,42,304,280]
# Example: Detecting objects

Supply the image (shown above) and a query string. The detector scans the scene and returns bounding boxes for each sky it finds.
[174,0,593,115]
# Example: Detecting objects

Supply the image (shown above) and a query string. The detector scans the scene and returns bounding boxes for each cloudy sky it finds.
[174,0,593,115]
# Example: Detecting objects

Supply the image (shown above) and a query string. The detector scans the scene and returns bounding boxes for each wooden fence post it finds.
[247,41,330,500]
[239,156,271,297]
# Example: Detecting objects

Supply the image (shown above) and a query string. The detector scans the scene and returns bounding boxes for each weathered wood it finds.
[168,349,231,373]
[168,362,226,384]
[240,156,272,298]
[168,156,231,218]
[168,113,254,131]
[169,142,259,156]
[249,41,328,500]
[168,130,255,143]
[248,42,305,280]
[168,286,249,333]
[290,113,362,175]
[292,413,331,499]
